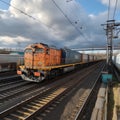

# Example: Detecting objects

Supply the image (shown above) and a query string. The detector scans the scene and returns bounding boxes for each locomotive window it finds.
[46,49,50,54]
[25,49,32,53]
[35,48,44,53]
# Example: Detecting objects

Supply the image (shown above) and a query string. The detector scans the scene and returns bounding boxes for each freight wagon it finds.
[17,43,100,82]
[0,54,23,72]
[82,54,89,62]
[61,48,82,64]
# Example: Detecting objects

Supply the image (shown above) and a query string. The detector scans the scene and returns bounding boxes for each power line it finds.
[107,0,111,20]
[66,0,99,48]
[66,0,79,20]
[0,0,87,39]
[51,0,84,36]
[0,0,53,29]
[66,0,83,28]
[0,0,94,47]
[113,0,118,20]
[51,0,97,47]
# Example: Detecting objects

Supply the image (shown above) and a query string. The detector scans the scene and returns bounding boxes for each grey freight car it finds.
[0,54,24,72]
[89,55,94,61]
[61,48,82,64]
[82,54,89,62]
[0,54,23,65]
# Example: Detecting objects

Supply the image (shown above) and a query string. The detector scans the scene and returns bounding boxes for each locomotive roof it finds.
[26,43,60,50]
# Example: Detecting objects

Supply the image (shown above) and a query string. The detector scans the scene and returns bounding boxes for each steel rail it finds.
[74,63,105,120]
[0,62,102,119]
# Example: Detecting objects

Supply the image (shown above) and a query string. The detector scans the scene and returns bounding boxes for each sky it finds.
[0,0,120,50]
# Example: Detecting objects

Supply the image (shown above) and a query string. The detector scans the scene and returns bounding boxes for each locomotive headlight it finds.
[26,62,30,66]
[34,72,40,76]
[38,62,42,65]
[17,70,22,75]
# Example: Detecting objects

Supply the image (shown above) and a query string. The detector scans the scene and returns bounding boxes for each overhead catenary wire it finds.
[51,0,85,36]
[0,0,94,47]
[107,0,111,20]
[66,0,95,47]
[66,0,79,20]
[0,0,54,30]
[51,0,95,47]
[66,0,83,28]
[0,0,88,40]
[113,0,118,20]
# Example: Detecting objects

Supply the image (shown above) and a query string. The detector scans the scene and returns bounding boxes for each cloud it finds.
[100,0,120,20]
[0,0,108,49]
[101,0,120,8]
[0,36,30,48]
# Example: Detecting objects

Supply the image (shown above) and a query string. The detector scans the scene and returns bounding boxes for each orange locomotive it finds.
[17,43,62,82]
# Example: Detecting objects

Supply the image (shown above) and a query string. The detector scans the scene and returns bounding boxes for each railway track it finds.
[0,82,38,104]
[0,63,90,112]
[0,74,20,82]
[60,62,105,120]
[0,71,16,77]
[74,64,105,120]
[0,63,92,104]
[0,61,105,120]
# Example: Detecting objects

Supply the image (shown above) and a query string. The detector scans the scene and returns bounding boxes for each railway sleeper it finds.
[17,110,31,116]
[10,113,25,119]
[22,107,36,113]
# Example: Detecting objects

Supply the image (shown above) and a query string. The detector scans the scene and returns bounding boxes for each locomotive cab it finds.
[17,44,48,82]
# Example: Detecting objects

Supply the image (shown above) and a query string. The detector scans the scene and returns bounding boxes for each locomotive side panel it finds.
[49,48,61,66]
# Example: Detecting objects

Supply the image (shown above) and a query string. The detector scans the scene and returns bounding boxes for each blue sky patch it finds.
[0,0,10,10]
[76,0,107,15]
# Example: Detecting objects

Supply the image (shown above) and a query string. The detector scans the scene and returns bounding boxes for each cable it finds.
[51,0,84,36]
[107,0,111,20]
[51,0,96,47]
[0,0,86,38]
[0,0,53,29]
[0,0,84,35]
[66,0,82,27]
[66,0,79,20]
[0,0,94,47]
[113,0,118,20]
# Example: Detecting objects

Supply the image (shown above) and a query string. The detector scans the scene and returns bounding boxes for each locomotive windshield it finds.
[35,48,44,53]
[25,49,32,53]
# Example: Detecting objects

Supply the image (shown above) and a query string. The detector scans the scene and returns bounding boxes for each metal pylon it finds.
[106,20,115,67]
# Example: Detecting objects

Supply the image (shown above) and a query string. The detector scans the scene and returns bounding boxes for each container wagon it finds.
[0,54,23,72]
